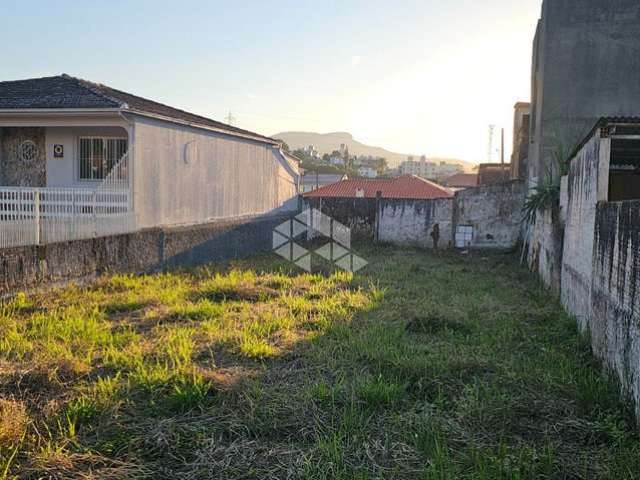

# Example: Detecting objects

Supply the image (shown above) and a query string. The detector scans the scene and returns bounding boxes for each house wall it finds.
[0,127,46,187]
[591,201,640,420]
[561,133,608,325]
[132,116,298,229]
[44,126,130,188]
[527,0,640,290]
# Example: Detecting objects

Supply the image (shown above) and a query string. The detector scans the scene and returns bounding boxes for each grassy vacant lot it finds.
[0,245,639,479]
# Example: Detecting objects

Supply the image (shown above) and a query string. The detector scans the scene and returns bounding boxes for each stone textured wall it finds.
[591,201,640,420]
[454,181,526,249]
[0,213,290,296]
[378,199,453,248]
[0,127,46,187]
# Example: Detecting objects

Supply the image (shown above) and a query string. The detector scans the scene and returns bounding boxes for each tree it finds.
[280,141,291,153]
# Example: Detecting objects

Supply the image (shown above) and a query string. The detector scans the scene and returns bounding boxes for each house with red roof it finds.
[303,175,453,200]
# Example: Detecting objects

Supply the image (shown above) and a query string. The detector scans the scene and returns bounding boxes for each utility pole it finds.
[225,111,236,126]
[487,125,495,163]
[501,127,505,166]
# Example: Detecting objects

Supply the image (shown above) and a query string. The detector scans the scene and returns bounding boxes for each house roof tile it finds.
[0,74,278,144]
[303,175,453,200]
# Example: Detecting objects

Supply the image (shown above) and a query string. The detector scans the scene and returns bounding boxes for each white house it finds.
[0,74,299,249]
[357,166,377,178]
[329,156,345,167]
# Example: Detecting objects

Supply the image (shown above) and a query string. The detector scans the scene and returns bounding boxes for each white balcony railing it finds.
[0,187,135,249]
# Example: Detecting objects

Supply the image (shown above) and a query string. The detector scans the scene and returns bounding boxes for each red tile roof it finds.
[303,175,453,200]
[443,173,478,188]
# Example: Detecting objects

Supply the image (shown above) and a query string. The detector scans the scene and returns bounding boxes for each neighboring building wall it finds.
[591,201,640,420]
[132,116,298,229]
[510,103,530,180]
[0,213,292,296]
[477,164,511,186]
[378,199,452,248]
[527,0,640,290]
[0,127,46,187]
[560,132,609,325]
[454,181,526,249]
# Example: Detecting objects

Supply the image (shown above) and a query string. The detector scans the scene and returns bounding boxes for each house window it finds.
[79,137,127,181]
[609,138,640,201]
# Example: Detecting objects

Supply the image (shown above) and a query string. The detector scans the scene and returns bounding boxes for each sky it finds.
[1,0,543,163]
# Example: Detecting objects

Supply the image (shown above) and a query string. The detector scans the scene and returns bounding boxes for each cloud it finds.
[246,93,257,100]
[351,56,362,69]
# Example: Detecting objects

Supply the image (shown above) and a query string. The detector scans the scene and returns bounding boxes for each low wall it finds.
[302,197,377,241]
[454,181,526,249]
[591,201,640,419]
[303,181,525,250]
[0,213,291,296]
[378,199,453,248]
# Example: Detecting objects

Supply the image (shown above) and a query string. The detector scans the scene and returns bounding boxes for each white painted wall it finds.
[131,116,299,229]
[45,126,129,188]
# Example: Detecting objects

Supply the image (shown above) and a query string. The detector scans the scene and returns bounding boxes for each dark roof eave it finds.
[568,116,640,163]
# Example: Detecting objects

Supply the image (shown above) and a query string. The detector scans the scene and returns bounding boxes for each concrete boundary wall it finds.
[591,201,640,420]
[303,181,526,250]
[557,128,640,421]
[0,213,291,296]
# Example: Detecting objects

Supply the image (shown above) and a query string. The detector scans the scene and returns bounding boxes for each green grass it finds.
[0,245,638,479]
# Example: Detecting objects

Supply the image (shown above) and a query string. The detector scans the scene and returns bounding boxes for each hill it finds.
[272,131,476,172]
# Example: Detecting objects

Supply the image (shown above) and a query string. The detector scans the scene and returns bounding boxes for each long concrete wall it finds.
[558,131,640,420]
[132,116,298,229]
[591,201,640,420]
[0,213,291,296]
[303,181,526,250]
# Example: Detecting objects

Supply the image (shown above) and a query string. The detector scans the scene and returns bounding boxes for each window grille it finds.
[79,137,127,181]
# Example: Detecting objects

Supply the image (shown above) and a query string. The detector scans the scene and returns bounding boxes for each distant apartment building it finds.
[303,144,320,160]
[399,156,461,181]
